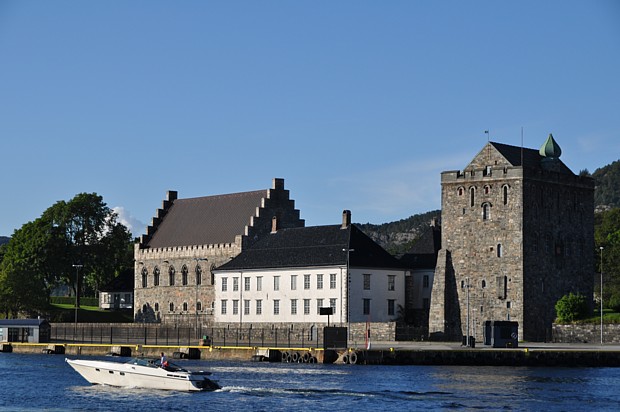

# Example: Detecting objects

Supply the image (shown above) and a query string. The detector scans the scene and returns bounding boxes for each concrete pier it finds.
[4,341,620,367]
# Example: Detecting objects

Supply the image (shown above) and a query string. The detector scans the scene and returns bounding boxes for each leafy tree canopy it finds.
[0,193,132,317]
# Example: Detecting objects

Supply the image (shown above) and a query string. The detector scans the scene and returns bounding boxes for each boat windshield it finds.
[127,358,158,368]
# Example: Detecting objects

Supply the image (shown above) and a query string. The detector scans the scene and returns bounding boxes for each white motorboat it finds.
[66,357,221,392]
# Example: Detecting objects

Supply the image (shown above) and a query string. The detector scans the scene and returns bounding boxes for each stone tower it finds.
[429,135,594,341]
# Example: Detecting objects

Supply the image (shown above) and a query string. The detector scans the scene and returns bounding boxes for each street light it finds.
[343,248,354,346]
[600,246,604,345]
[72,264,83,340]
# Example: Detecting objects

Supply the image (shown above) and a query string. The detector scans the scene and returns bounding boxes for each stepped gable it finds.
[140,178,304,249]
[146,190,266,248]
[218,211,405,271]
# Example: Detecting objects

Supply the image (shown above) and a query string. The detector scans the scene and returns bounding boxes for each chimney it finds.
[342,210,351,229]
[272,178,284,190]
[271,216,278,233]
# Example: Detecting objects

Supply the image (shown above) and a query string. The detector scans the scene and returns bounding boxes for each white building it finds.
[213,211,409,326]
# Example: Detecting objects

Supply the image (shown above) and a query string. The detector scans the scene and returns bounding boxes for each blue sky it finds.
[1,1,619,237]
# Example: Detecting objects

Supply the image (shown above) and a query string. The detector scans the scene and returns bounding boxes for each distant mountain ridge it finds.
[0,236,9,247]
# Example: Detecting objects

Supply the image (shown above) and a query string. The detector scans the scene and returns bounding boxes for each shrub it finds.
[555,293,589,323]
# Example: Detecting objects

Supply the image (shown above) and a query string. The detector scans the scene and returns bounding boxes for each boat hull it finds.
[66,358,220,392]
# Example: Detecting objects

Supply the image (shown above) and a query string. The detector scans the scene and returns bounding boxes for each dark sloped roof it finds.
[147,190,266,248]
[0,319,50,327]
[490,142,574,174]
[400,224,441,269]
[216,224,406,271]
[100,270,134,292]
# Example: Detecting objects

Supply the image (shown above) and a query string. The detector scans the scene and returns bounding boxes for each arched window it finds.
[503,185,509,205]
[154,302,159,312]
[497,243,503,257]
[169,266,175,286]
[141,267,148,288]
[196,301,202,311]
[481,280,487,288]
[169,302,175,312]
[195,264,202,286]
[482,203,491,220]
[181,265,188,286]
[470,187,476,207]
[458,187,464,196]
[183,302,188,312]
[153,266,160,286]
[484,185,490,194]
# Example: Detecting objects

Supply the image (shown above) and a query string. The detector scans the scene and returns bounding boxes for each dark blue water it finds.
[1,353,619,411]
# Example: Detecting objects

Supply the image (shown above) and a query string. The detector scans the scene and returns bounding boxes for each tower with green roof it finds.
[429,134,594,341]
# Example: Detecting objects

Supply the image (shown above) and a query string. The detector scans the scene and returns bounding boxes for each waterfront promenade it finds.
[4,339,620,367]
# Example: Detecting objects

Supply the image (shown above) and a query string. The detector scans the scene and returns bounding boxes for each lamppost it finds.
[600,246,604,345]
[72,264,83,340]
[466,277,470,347]
[194,258,208,340]
[343,248,354,346]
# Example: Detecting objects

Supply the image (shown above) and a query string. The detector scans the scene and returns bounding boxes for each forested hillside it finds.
[359,158,620,254]
[356,210,441,255]
[593,160,620,211]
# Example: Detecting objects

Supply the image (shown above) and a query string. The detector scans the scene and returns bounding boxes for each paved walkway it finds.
[354,341,620,351]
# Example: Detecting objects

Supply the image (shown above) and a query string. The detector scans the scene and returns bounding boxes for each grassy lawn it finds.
[49,303,133,323]
[580,309,620,324]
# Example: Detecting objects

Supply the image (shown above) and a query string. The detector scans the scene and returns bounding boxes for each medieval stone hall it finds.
[429,135,594,341]
[134,178,304,324]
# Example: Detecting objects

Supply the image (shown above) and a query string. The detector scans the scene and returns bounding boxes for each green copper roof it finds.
[539,133,562,158]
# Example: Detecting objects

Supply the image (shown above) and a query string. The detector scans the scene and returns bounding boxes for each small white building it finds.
[213,211,409,326]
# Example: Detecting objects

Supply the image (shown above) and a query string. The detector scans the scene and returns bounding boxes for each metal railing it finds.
[51,324,323,348]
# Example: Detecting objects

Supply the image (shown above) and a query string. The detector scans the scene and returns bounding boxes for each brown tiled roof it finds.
[146,190,266,248]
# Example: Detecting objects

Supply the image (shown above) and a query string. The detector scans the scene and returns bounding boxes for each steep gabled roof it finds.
[399,224,441,269]
[146,190,266,248]
[467,140,574,175]
[100,269,134,292]
[216,224,406,271]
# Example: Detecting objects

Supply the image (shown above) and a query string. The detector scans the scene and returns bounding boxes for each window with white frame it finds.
[274,299,280,315]
[304,274,311,290]
[274,276,280,291]
[291,299,297,315]
[221,300,227,315]
[387,299,395,316]
[256,299,262,315]
[244,299,250,315]
[363,298,371,315]
[244,277,250,291]
[304,299,310,315]
[232,300,239,315]
[233,277,239,291]
[330,298,337,313]
[221,277,228,292]
[330,273,337,289]
[317,274,323,289]
[256,276,262,291]
[317,298,324,314]
[388,275,395,291]
[363,274,371,290]
[290,275,297,290]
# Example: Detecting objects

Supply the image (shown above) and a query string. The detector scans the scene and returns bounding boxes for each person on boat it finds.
[160,352,168,369]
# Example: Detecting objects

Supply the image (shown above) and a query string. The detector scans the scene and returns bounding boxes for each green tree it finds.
[0,193,133,316]
[594,208,620,307]
[555,293,589,323]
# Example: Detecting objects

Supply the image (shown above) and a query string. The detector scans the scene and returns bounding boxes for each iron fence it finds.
[51,324,324,348]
